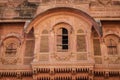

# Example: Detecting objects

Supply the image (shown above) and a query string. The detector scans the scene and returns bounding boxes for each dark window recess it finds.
[6,43,17,54]
[62,28,68,49]
[57,28,68,51]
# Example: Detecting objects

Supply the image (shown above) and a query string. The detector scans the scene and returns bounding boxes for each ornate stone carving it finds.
[1,57,19,65]
[53,52,73,61]
[108,57,119,64]
[15,0,38,19]
[98,0,111,5]
[0,33,22,65]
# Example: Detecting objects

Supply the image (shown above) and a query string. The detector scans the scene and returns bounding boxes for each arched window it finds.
[57,28,68,52]
[3,37,20,57]
[105,35,119,55]
[107,39,117,55]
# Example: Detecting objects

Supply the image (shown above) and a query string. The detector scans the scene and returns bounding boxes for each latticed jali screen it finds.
[77,35,86,52]
[40,36,49,52]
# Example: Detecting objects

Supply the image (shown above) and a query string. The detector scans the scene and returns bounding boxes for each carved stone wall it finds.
[0,0,120,20]
[0,1,120,80]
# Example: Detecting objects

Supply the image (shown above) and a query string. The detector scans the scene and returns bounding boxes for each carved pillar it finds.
[72,68,76,80]
[16,72,22,80]
[88,67,94,80]
[33,68,37,80]
[104,71,109,80]
[50,68,54,80]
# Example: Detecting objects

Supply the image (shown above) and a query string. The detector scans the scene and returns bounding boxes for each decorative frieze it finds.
[53,52,73,61]
[1,57,19,65]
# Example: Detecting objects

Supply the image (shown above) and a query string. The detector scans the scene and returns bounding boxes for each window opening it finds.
[57,28,68,51]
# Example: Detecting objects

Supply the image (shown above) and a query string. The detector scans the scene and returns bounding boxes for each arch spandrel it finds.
[25,7,102,37]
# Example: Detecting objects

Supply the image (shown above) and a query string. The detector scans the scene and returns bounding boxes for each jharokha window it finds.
[105,35,119,55]
[107,39,117,55]
[57,28,68,52]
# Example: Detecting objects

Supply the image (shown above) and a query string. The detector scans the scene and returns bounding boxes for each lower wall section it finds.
[0,77,33,80]
[0,67,119,80]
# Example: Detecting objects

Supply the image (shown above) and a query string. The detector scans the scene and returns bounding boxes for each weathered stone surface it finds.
[0,0,119,80]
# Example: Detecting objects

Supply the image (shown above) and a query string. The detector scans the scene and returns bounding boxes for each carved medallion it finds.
[98,0,111,5]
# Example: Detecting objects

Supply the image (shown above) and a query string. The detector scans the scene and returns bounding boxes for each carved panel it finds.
[0,33,22,65]
[1,57,19,65]
[77,35,86,52]
[24,40,35,57]
[90,0,120,18]
[93,39,101,56]
[108,57,119,64]
[53,52,73,61]
[40,36,49,52]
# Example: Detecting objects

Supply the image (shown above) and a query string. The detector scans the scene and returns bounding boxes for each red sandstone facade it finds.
[0,0,120,80]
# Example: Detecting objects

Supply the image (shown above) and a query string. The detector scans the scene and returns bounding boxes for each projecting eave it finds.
[24,7,102,37]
